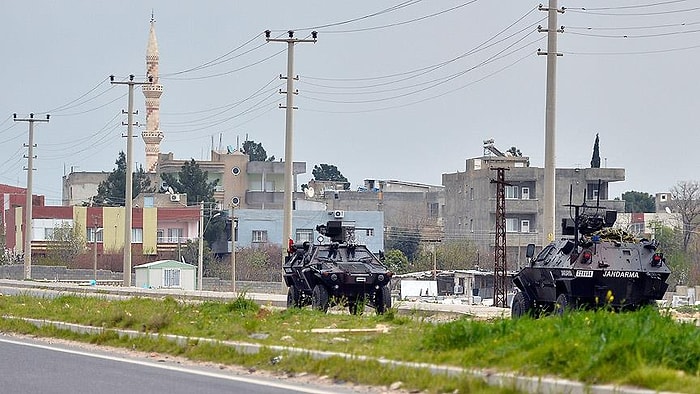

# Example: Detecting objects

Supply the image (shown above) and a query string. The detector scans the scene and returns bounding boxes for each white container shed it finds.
[134,260,196,290]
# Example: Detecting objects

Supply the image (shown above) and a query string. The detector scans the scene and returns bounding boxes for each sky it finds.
[1,1,699,206]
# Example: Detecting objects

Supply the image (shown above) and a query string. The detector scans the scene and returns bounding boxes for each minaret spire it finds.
[142,14,164,173]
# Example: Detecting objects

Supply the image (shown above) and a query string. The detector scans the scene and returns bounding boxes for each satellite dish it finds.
[665,206,672,214]
[167,186,174,194]
[304,187,315,198]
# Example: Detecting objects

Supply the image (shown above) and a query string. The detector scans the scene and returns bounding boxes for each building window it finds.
[167,228,183,243]
[157,229,164,242]
[296,228,314,243]
[252,230,268,243]
[660,194,668,202]
[132,228,143,243]
[521,187,530,200]
[366,229,374,237]
[144,196,154,208]
[86,228,103,243]
[506,218,518,233]
[505,185,519,199]
[592,189,599,199]
[521,220,530,233]
[428,202,439,218]
[162,268,181,288]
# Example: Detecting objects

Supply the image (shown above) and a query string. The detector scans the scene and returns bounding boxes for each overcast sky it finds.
[2,1,698,205]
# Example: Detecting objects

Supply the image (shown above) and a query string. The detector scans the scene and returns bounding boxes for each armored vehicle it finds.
[283,220,393,314]
[511,189,671,317]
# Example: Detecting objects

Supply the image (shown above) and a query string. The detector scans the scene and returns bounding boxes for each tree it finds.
[670,180,700,252]
[383,249,409,274]
[242,140,275,162]
[506,147,522,157]
[312,164,349,189]
[93,152,153,206]
[385,228,420,262]
[161,159,219,204]
[45,222,86,264]
[621,191,655,213]
[162,159,222,246]
[591,133,601,168]
[649,221,690,285]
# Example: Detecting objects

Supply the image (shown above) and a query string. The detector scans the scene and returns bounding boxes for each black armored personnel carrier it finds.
[283,220,393,314]
[511,190,671,317]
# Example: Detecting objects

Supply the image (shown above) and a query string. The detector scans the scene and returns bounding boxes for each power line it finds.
[565,5,700,16]
[302,6,541,83]
[321,0,480,34]
[566,27,700,39]
[566,0,692,11]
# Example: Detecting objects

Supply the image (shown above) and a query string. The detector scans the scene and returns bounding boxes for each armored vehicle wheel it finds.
[554,293,571,316]
[311,284,330,312]
[511,291,533,318]
[375,285,392,315]
[286,286,302,308]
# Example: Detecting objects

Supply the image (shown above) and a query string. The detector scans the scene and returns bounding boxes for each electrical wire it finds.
[302,5,540,83]
[565,5,700,16]
[50,92,127,117]
[161,80,284,126]
[302,40,539,114]
[565,21,700,31]
[562,42,700,55]
[299,16,544,94]
[162,33,262,77]
[162,77,279,116]
[301,29,539,105]
[566,27,700,39]
[566,0,692,11]
[38,77,111,114]
[280,0,424,32]
[162,47,286,81]
[321,0,480,34]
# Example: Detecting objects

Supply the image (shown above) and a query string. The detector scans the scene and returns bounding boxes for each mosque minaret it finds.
[142,15,164,173]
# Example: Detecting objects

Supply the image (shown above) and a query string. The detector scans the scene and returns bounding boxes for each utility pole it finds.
[491,167,510,308]
[538,1,564,245]
[198,201,204,290]
[264,30,317,279]
[110,74,152,287]
[230,204,237,294]
[13,113,50,280]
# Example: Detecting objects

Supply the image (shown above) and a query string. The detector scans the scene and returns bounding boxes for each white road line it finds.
[0,337,334,394]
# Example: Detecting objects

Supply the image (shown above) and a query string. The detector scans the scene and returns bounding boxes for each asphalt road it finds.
[0,336,359,394]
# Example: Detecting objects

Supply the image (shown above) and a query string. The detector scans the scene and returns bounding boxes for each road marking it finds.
[0,337,335,394]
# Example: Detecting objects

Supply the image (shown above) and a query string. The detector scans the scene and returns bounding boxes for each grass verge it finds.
[1,293,699,393]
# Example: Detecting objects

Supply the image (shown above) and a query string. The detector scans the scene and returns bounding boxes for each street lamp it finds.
[198,202,220,291]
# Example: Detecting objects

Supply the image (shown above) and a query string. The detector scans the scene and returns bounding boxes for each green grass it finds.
[1,293,699,393]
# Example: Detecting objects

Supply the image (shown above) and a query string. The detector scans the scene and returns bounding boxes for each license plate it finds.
[355,277,366,282]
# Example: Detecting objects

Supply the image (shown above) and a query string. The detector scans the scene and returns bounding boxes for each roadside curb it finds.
[5,316,676,394]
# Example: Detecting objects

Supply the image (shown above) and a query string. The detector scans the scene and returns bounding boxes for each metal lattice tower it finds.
[490,167,509,308]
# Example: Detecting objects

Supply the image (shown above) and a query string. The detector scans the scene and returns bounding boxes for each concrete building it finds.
[442,146,625,266]
[303,179,444,243]
[61,171,110,206]
[157,149,306,210]
[234,208,385,253]
[5,203,199,260]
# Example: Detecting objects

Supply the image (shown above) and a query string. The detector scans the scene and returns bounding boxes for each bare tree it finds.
[670,180,700,251]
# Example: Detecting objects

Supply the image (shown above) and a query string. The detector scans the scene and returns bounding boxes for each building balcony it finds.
[503,198,539,213]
